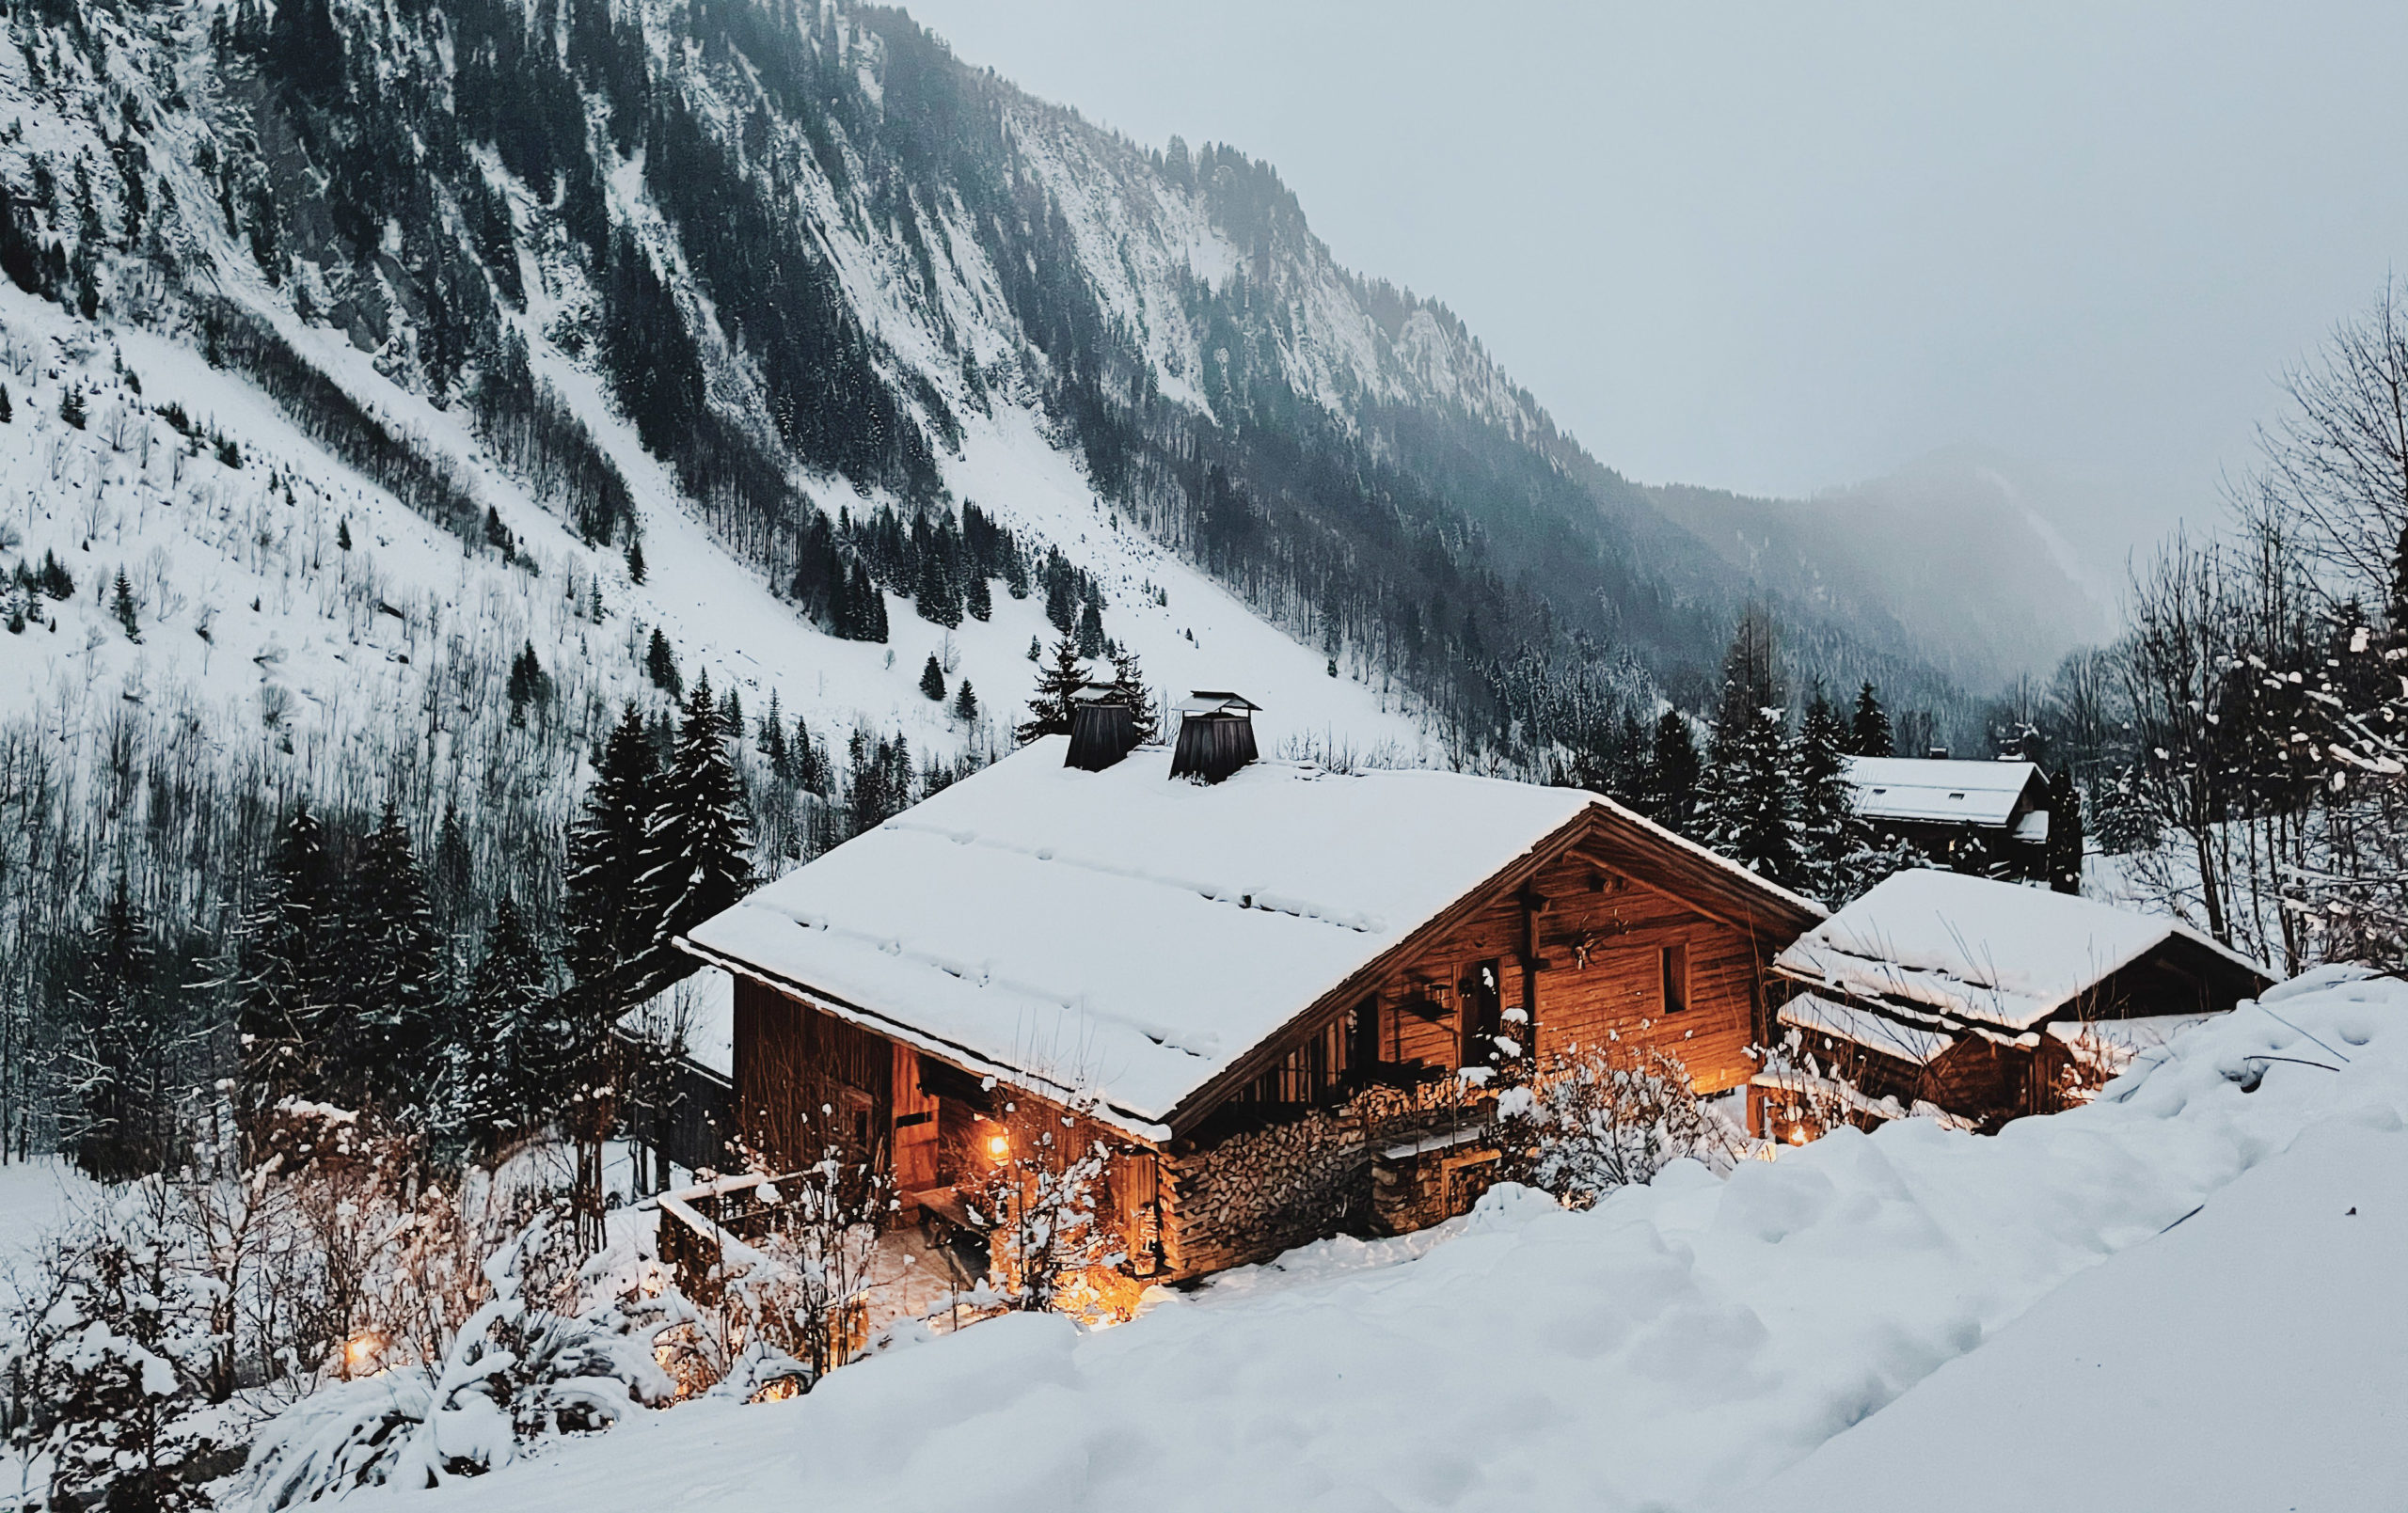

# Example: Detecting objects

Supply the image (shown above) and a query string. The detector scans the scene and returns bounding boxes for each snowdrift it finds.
[388,969,2407,1513]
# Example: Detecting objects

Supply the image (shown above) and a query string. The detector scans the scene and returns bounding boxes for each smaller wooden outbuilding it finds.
[1758,868,2273,1134]
[1846,757,2053,880]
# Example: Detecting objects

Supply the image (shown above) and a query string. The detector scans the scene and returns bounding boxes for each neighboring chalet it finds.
[1846,756,2053,880]
[1757,868,2273,1135]
[616,968,736,1188]
[676,696,1820,1284]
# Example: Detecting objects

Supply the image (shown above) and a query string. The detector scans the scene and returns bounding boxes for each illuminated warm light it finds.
[986,1133,1010,1160]
[344,1332,383,1369]
[1786,1126,1807,1146]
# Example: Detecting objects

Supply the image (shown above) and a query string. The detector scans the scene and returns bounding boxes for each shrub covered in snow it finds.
[236,1211,682,1508]
[0,1190,237,1511]
[1501,1046,1749,1209]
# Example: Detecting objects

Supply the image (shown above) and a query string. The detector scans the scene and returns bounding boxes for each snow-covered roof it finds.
[615,968,735,1082]
[1845,757,2043,827]
[1774,869,2272,1032]
[1778,991,1956,1067]
[683,737,1812,1139]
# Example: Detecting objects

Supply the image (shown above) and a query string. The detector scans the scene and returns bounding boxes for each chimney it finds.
[1065,685,1140,771]
[1169,692,1261,784]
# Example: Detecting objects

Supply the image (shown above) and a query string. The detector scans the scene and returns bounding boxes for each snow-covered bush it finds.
[652,1146,890,1399]
[236,1211,682,1508]
[1502,1046,1748,1209]
[0,1190,237,1511]
[971,1098,1124,1316]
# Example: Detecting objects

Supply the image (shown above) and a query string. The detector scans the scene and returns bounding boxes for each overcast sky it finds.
[895,0,2408,564]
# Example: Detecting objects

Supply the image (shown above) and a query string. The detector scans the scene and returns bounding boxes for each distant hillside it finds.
[1650,448,2116,690]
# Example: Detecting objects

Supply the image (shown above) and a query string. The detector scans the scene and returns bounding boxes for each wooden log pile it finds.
[1160,1081,1492,1275]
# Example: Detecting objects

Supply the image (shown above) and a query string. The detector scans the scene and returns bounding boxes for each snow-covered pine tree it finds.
[346,802,444,1111]
[566,703,667,1011]
[1075,597,1106,657]
[1017,637,1089,743]
[109,567,140,641]
[1849,681,1893,757]
[237,801,341,1126]
[1640,710,1702,834]
[644,627,682,695]
[448,895,559,1152]
[953,679,978,725]
[626,538,646,584]
[1697,610,1798,885]
[507,640,546,724]
[62,878,179,1180]
[641,675,753,991]
[2093,764,2159,855]
[2047,766,2085,894]
[1107,648,1160,743]
[918,653,946,701]
[1792,686,1862,906]
[915,531,963,627]
[964,561,993,622]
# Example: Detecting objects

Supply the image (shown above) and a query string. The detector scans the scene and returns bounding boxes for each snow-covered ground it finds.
[356,968,2407,1513]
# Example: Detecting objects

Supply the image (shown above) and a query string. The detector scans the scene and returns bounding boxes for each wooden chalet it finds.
[1759,868,2273,1135]
[1846,756,2053,880]
[675,696,1820,1284]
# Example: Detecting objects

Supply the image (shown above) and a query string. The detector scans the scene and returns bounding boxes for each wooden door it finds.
[892,1041,940,1194]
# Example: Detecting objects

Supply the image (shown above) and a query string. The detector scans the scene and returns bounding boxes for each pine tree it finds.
[346,802,444,1109]
[1793,687,1864,906]
[109,568,139,641]
[1107,648,1160,743]
[918,653,946,701]
[915,538,963,627]
[449,896,559,1150]
[63,878,176,1181]
[953,679,979,725]
[0,382,12,422]
[964,564,993,622]
[762,688,791,781]
[2047,766,2086,895]
[626,537,647,584]
[2093,764,2159,855]
[507,640,546,724]
[645,626,682,695]
[336,517,352,551]
[1850,681,1893,757]
[238,801,338,1122]
[1075,598,1106,657]
[1018,637,1089,743]
[640,675,753,993]
[483,505,516,562]
[1697,611,1798,885]
[1639,711,1702,832]
[59,386,85,428]
[567,703,666,1007]
[430,800,473,944]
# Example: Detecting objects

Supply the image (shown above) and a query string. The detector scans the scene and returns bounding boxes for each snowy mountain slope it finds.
[0,0,1998,781]
[0,276,1422,782]
[370,972,2406,1513]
